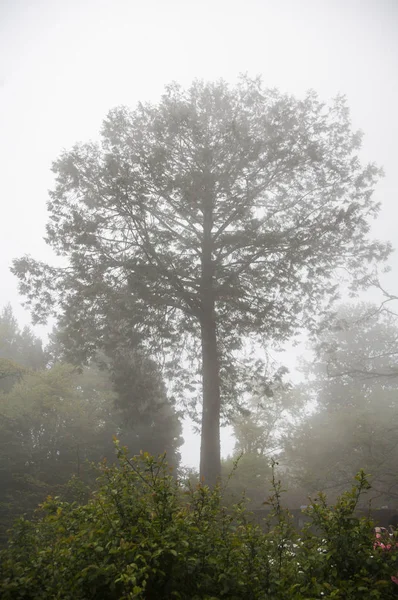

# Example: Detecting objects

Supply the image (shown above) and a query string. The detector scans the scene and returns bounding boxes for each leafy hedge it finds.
[1,443,398,599]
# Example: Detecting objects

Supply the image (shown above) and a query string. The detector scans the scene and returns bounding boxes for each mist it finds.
[1,1,398,595]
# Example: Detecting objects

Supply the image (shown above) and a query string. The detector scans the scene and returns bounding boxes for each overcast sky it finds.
[0,0,397,467]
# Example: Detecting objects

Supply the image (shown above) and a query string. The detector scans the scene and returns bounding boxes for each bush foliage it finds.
[1,444,398,599]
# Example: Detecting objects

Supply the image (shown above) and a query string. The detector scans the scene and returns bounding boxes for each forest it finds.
[1,77,398,598]
[1,298,398,543]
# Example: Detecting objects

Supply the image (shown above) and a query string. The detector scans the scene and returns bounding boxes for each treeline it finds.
[2,298,398,545]
[0,305,182,546]
[221,302,398,510]
[2,299,398,545]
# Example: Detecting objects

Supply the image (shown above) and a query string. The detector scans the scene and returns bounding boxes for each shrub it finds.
[1,443,397,599]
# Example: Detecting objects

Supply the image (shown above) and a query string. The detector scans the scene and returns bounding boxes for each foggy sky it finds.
[0,0,397,466]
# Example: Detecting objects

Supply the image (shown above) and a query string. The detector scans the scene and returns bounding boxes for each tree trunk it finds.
[199,315,221,486]
[199,175,221,486]
[199,197,221,484]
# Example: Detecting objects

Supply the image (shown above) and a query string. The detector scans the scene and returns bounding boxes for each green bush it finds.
[1,444,397,599]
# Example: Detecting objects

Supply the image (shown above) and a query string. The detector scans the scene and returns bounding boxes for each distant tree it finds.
[110,351,183,466]
[222,383,304,507]
[0,358,182,546]
[0,358,25,382]
[0,305,45,391]
[0,364,98,544]
[48,323,183,467]
[286,401,398,504]
[232,383,303,457]
[221,452,273,508]
[286,304,398,502]
[12,78,390,484]
[313,302,398,390]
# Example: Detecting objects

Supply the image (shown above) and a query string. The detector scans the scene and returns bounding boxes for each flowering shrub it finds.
[1,444,397,599]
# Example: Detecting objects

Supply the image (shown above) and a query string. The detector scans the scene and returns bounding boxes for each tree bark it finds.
[200,315,221,486]
[199,182,221,486]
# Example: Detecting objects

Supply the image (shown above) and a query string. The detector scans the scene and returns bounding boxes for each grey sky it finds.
[1,0,397,467]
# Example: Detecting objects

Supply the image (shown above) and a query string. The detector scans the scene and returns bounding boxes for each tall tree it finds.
[12,78,390,484]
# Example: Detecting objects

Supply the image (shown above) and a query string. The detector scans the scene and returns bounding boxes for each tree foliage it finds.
[0,311,182,545]
[0,363,97,545]
[221,382,305,507]
[0,360,182,545]
[221,452,273,507]
[313,302,398,389]
[12,77,390,483]
[286,304,398,502]
[0,305,45,391]
[0,358,25,382]
[232,383,304,456]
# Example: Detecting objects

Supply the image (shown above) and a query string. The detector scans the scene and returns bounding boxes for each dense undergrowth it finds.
[1,443,397,599]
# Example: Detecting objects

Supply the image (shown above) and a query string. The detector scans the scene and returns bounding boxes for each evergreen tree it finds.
[13,78,390,483]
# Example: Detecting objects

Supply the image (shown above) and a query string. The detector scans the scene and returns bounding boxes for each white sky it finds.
[0,0,397,468]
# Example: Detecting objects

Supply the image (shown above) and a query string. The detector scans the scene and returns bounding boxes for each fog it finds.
[0,0,397,508]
